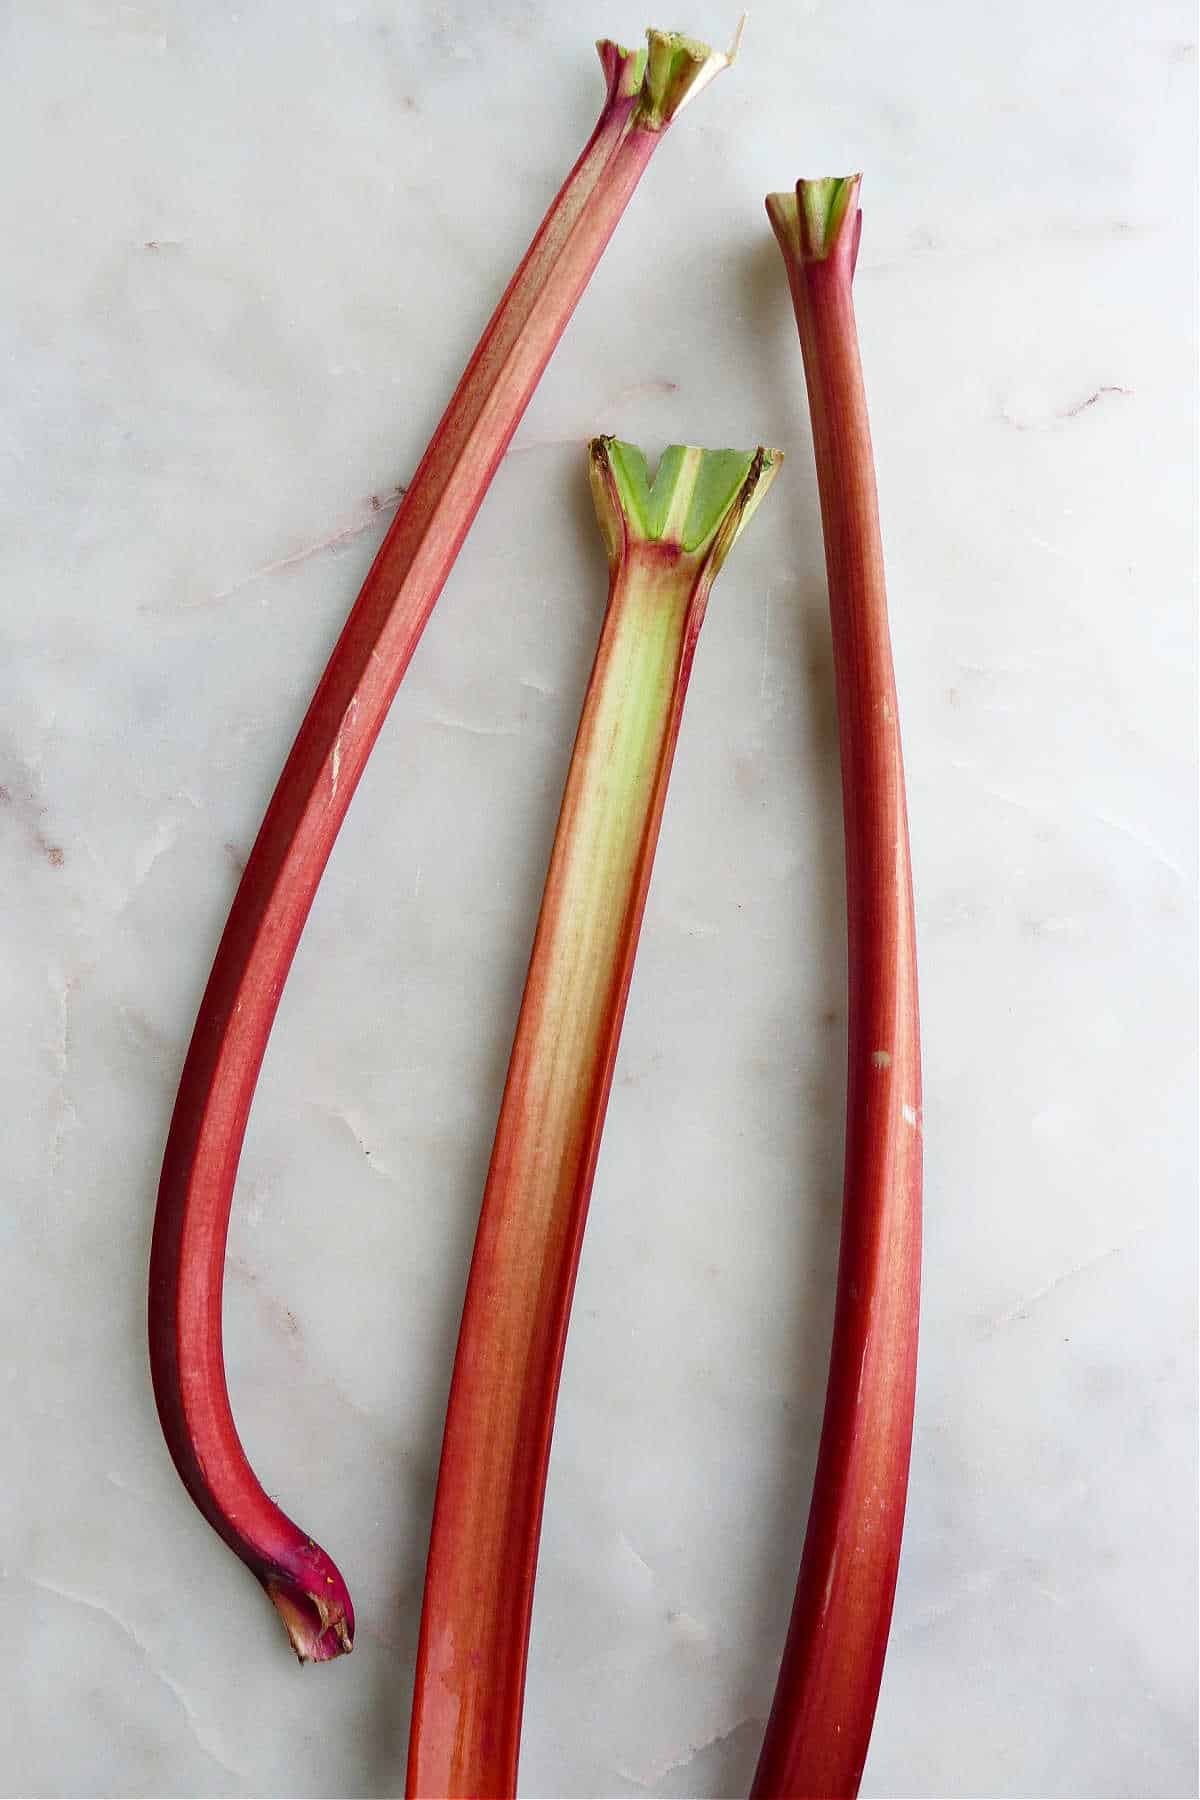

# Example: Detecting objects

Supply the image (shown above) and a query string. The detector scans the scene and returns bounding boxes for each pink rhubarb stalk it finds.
[754,175,922,1799]
[408,436,780,1798]
[148,28,739,1662]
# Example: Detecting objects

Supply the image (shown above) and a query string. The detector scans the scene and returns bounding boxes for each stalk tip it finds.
[625,26,740,129]
[588,437,781,575]
[595,37,649,102]
[767,174,863,271]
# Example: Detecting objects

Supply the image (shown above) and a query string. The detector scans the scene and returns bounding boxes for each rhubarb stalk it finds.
[408,436,780,1798]
[148,30,738,1660]
[754,175,922,1798]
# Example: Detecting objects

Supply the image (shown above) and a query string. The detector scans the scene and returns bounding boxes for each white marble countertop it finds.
[2,3,1195,1796]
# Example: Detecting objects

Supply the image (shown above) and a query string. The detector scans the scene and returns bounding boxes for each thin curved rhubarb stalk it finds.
[148,28,740,1662]
[753,175,922,1797]
[408,436,780,1798]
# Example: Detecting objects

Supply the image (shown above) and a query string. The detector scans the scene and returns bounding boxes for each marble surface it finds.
[2,2,1196,1795]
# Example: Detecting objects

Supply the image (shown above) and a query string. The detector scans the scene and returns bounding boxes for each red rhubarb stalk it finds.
[408,436,780,1798]
[754,175,922,1798]
[148,28,739,1661]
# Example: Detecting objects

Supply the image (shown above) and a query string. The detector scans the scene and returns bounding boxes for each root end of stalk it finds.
[266,1577,354,1663]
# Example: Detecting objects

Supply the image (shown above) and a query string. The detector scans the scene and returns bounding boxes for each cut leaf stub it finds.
[589,437,781,567]
[766,172,863,264]
[634,22,744,128]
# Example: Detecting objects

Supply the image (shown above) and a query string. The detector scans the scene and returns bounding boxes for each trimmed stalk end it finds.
[767,173,863,273]
[630,20,744,130]
[588,437,781,576]
[595,37,649,102]
[263,1560,355,1663]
